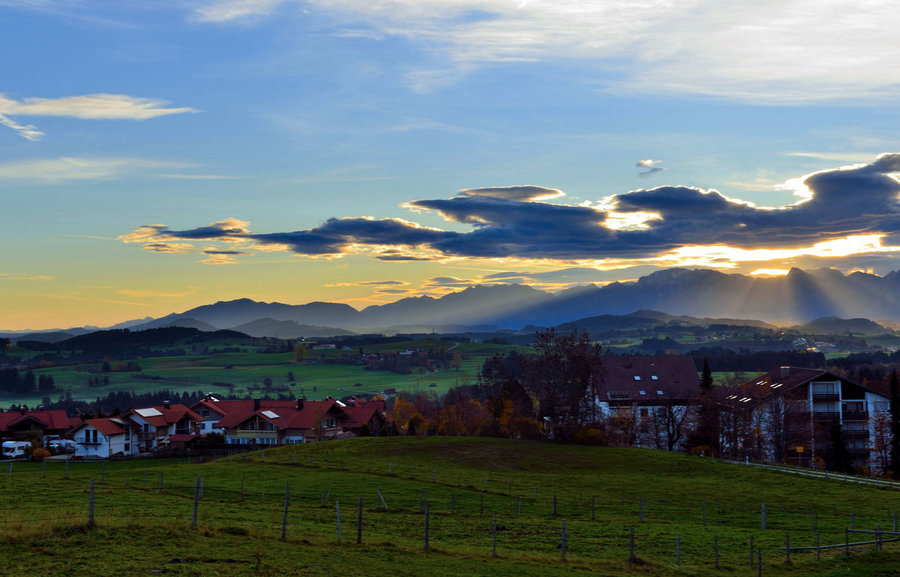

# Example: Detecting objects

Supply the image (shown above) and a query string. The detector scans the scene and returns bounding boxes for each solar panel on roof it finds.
[135,408,163,417]
[261,410,280,419]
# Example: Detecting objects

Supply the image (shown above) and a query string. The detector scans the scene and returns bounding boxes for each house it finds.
[125,403,201,453]
[724,366,890,470]
[71,418,137,459]
[218,398,350,445]
[341,397,391,436]
[0,409,81,442]
[191,396,389,446]
[589,355,701,450]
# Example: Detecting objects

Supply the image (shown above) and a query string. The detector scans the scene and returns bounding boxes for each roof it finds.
[341,405,384,429]
[79,418,130,436]
[729,366,888,405]
[206,400,298,429]
[127,404,201,428]
[0,409,81,432]
[202,398,347,431]
[594,355,700,401]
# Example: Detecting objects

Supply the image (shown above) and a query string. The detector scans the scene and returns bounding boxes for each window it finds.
[639,390,646,396]
[633,376,641,381]
[640,408,649,417]
[656,390,664,395]
[651,375,659,381]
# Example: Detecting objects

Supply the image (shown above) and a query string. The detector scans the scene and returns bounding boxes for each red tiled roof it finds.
[594,355,700,401]
[341,406,380,429]
[206,398,346,431]
[127,404,202,428]
[0,409,81,432]
[81,418,129,436]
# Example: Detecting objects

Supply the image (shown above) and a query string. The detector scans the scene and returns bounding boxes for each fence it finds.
[1,455,898,575]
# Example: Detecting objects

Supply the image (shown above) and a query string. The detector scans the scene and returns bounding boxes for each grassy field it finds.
[1,437,899,576]
[8,340,529,407]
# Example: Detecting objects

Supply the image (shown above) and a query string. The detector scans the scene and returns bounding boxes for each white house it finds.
[72,418,136,459]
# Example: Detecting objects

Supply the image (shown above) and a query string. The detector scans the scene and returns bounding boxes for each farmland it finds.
[10,339,531,408]
[1,437,899,576]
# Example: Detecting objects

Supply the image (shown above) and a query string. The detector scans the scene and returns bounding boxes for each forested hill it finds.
[17,327,251,359]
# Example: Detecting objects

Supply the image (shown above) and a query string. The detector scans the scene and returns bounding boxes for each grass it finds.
[5,340,530,407]
[1,437,899,576]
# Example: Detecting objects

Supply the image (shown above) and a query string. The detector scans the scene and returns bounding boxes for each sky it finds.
[2,0,900,330]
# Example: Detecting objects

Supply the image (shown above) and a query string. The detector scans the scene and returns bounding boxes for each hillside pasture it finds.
[1,438,899,576]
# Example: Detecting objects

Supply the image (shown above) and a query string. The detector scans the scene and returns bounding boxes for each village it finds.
[0,349,895,479]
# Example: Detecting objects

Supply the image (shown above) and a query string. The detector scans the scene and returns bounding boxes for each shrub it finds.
[31,448,51,461]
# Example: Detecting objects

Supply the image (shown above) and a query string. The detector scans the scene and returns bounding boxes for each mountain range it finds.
[6,267,900,339]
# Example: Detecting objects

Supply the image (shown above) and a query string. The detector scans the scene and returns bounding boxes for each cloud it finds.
[192,0,288,23]
[636,159,665,177]
[0,93,196,139]
[189,0,900,103]
[327,280,408,287]
[639,167,665,178]
[0,157,194,183]
[120,154,900,267]
[0,114,43,141]
[457,185,565,202]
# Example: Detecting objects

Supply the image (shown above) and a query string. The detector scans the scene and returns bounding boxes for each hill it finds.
[794,316,889,334]
[1,437,899,576]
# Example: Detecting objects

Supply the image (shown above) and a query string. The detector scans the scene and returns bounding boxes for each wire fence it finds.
[1,455,898,574]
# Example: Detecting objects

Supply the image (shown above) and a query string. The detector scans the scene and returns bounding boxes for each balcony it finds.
[843,410,868,421]
[812,393,840,401]
[843,429,869,440]
[813,411,840,421]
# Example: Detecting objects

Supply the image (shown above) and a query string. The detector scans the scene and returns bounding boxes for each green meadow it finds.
[17,340,530,407]
[1,437,899,576]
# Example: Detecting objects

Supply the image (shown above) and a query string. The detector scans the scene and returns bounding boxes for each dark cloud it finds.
[122,154,900,263]
[203,249,246,255]
[484,266,663,284]
[424,276,475,288]
[638,167,665,177]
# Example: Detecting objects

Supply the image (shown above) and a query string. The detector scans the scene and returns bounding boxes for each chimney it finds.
[164,401,171,409]
[296,398,304,410]
[253,398,260,411]
[780,366,791,379]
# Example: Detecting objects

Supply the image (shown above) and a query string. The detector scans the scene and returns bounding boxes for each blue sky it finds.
[2,0,900,329]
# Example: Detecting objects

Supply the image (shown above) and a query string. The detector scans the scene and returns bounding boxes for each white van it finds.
[49,439,76,453]
[1,441,30,459]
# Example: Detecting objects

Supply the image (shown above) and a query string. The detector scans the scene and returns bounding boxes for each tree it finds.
[527,329,603,440]
[890,369,900,478]
[686,358,719,456]
[825,418,853,474]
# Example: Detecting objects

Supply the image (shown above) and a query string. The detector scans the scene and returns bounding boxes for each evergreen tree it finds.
[686,358,719,456]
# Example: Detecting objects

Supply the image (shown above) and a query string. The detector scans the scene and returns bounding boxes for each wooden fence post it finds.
[89,478,95,526]
[714,535,719,568]
[492,515,497,557]
[676,534,680,565]
[561,519,567,561]
[629,526,636,562]
[424,506,430,550]
[761,503,766,530]
[192,476,200,527]
[336,500,342,543]
[357,497,363,544]
[281,484,290,541]
[750,536,754,568]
